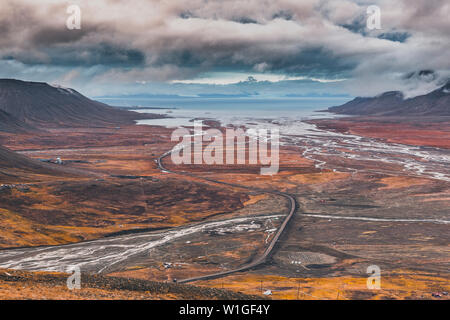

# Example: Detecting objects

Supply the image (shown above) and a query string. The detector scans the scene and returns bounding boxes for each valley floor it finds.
[0,116,448,300]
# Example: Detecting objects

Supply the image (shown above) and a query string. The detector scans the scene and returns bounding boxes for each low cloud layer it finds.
[0,0,449,97]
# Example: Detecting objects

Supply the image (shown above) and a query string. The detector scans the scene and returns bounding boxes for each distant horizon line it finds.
[95,94,352,99]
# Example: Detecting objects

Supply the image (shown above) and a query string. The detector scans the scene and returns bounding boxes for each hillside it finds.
[0,145,70,183]
[0,269,263,300]
[0,79,161,127]
[328,81,450,116]
[0,109,34,133]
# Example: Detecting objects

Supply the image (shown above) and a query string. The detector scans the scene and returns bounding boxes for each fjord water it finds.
[98,96,351,127]
[100,96,449,182]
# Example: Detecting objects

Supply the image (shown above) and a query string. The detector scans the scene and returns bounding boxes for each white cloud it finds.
[171,72,347,85]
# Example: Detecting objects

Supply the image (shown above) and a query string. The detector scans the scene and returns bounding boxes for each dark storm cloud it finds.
[265,48,356,77]
[232,17,259,24]
[402,70,437,82]
[30,26,96,46]
[339,16,367,35]
[377,32,410,43]
[153,45,353,79]
[0,0,449,97]
[271,11,294,21]
[339,15,410,43]
[5,42,145,67]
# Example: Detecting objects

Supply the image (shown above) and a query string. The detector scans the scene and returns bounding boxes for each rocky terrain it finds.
[0,268,262,300]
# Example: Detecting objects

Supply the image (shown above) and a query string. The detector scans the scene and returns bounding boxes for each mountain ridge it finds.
[328,80,450,116]
[0,79,161,127]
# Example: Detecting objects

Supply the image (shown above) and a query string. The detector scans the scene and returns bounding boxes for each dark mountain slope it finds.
[0,79,159,126]
[0,145,73,183]
[0,109,35,133]
[328,81,450,116]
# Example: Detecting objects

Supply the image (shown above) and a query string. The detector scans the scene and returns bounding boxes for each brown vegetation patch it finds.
[197,270,450,300]
[378,176,431,190]
[288,172,350,184]
[0,178,249,248]
[0,269,261,300]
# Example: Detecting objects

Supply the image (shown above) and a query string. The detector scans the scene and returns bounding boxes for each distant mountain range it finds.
[328,80,450,116]
[0,79,158,130]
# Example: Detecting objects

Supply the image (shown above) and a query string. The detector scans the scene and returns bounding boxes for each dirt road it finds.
[156,151,298,283]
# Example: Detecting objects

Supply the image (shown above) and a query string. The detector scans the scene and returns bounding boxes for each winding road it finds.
[3,123,447,283]
[0,214,284,274]
[0,148,298,282]
[156,151,298,283]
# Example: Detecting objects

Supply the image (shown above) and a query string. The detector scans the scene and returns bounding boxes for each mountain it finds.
[328,81,450,116]
[0,109,35,133]
[0,79,159,127]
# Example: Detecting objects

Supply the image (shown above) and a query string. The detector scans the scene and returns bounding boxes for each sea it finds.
[97,97,351,128]
[97,96,450,182]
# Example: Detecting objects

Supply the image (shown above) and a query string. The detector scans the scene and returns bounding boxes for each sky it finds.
[1,0,449,98]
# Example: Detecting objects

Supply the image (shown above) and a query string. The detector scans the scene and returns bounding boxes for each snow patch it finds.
[48,83,76,94]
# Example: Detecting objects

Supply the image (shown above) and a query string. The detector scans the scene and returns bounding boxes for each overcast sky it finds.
[1,0,449,98]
